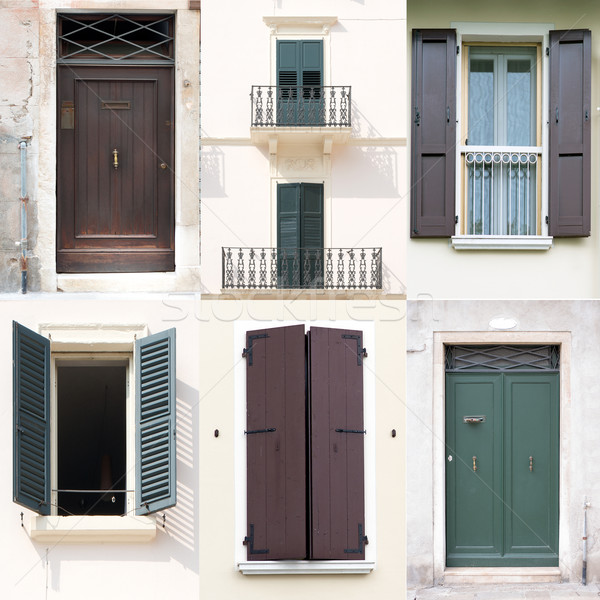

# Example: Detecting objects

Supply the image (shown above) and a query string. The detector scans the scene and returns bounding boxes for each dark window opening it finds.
[57,364,127,516]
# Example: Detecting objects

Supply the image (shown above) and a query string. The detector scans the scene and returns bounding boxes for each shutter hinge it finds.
[342,334,367,366]
[455,215,458,224]
[344,523,369,554]
[546,47,549,56]
[244,524,269,555]
[244,427,276,435]
[457,45,460,55]
[242,333,269,366]
[335,428,367,435]
[546,215,549,225]
[414,107,420,126]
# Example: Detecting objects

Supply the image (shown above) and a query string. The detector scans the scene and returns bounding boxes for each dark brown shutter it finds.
[549,29,591,237]
[411,29,456,237]
[308,327,366,560]
[245,325,307,560]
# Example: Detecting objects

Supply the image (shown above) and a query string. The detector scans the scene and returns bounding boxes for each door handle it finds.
[112,148,119,170]
[472,456,477,472]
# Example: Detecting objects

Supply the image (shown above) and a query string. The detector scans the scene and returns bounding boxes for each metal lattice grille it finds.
[58,14,174,62]
[445,345,560,372]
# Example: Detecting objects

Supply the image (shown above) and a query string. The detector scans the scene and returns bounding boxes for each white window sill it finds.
[29,515,156,543]
[451,235,553,251]
[238,560,375,575]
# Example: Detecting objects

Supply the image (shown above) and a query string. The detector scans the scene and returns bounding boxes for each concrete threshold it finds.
[443,567,562,585]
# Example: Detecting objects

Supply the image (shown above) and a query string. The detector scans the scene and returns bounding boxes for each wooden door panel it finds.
[57,66,174,272]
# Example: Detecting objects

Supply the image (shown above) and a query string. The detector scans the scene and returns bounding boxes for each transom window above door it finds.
[463,46,540,236]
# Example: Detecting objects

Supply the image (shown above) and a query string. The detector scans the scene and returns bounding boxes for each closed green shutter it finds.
[13,321,51,515]
[135,328,177,515]
[277,183,324,288]
[277,40,323,125]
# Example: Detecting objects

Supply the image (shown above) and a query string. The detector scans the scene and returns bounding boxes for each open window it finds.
[243,325,367,562]
[410,27,591,245]
[13,322,176,523]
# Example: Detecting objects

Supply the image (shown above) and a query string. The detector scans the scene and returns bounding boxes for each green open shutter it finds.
[135,328,176,515]
[300,183,324,287]
[13,321,51,515]
[277,183,301,288]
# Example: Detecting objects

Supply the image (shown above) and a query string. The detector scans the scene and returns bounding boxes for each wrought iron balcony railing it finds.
[251,86,351,128]
[222,247,382,290]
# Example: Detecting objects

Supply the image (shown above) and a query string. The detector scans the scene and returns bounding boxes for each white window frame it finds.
[451,22,554,250]
[233,320,376,575]
[27,324,157,543]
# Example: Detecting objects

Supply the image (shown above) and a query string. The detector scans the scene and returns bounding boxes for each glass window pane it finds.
[468,58,494,145]
[507,59,535,146]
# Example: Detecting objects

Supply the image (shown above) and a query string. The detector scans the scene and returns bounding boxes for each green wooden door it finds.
[446,372,559,567]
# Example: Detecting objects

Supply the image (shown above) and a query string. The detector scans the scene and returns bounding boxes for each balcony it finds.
[250,86,352,150]
[222,247,382,290]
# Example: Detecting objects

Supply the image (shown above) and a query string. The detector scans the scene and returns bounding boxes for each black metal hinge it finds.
[546,47,549,56]
[335,428,366,435]
[344,523,368,554]
[546,215,549,225]
[457,45,460,55]
[244,524,269,555]
[342,334,367,366]
[455,215,458,224]
[242,333,269,366]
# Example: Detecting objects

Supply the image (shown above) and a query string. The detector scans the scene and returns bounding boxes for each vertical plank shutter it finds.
[13,322,50,515]
[136,328,177,515]
[245,325,307,560]
[411,29,456,237]
[548,29,591,237]
[309,327,366,559]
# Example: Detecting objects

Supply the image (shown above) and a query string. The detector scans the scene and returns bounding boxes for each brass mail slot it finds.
[101,101,131,110]
[463,416,486,424]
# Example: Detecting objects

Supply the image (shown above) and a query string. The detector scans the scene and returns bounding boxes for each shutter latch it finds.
[244,427,276,435]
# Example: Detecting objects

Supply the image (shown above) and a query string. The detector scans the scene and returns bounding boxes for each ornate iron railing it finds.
[461,145,542,236]
[251,86,351,127]
[222,247,382,290]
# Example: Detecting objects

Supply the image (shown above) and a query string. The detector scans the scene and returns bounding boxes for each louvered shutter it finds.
[300,40,323,125]
[309,327,366,560]
[245,325,307,560]
[411,29,457,237]
[135,328,176,515]
[548,29,591,237]
[300,183,324,287]
[277,183,301,288]
[13,322,50,515]
[277,40,299,125]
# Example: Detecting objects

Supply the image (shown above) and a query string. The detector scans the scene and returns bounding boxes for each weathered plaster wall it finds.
[0,2,40,291]
[407,299,600,587]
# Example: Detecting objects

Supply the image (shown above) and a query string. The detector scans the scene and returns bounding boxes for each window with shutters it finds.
[238,323,375,574]
[410,25,591,247]
[13,322,176,540]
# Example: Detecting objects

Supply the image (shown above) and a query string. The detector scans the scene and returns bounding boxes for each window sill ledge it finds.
[29,515,157,543]
[238,560,375,575]
[451,235,553,251]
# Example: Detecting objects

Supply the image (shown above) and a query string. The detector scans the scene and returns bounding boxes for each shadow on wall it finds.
[333,104,400,198]
[23,381,202,595]
[201,141,226,198]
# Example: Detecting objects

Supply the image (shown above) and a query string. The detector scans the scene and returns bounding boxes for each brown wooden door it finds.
[57,66,174,272]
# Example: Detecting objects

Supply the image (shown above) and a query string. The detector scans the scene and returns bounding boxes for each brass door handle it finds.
[529,456,533,472]
[113,148,119,170]
[473,456,477,472]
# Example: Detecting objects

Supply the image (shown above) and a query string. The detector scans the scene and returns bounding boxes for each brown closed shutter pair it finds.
[411,29,591,238]
[245,325,366,561]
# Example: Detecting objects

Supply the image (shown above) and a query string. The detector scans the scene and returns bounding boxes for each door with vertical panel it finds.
[57,65,174,272]
[446,369,559,567]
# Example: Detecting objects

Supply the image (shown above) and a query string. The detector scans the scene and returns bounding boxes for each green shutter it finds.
[277,40,323,125]
[13,321,51,515]
[300,183,324,249]
[277,183,301,287]
[135,328,177,515]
